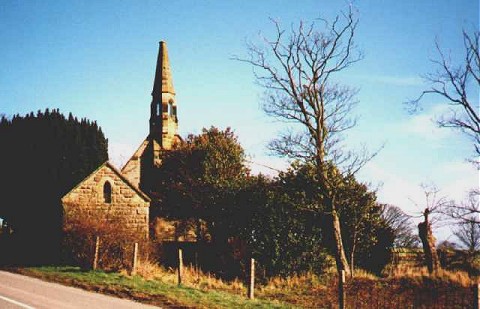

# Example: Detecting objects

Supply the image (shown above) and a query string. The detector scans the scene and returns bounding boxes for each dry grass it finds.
[134,259,333,294]
[352,268,378,280]
[131,262,473,308]
[262,272,320,291]
[128,260,246,294]
[124,261,478,308]
[389,266,475,287]
[16,262,478,309]
[257,273,334,309]
[129,260,335,308]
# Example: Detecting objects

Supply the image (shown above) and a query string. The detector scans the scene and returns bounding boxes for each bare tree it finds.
[453,219,480,255]
[235,7,377,275]
[409,30,480,162]
[445,188,479,225]
[418,208,440,274]
[414,184,449,274]
[380,204,419,248]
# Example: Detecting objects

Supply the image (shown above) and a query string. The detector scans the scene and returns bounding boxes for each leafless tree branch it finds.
[234,6,380,275]
[407,30,480,162]
[441,188,480,225]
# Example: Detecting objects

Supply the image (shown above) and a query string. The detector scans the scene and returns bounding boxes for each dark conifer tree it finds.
[0,109,108,264]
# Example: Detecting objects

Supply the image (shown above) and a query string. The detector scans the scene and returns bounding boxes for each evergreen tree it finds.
[0,109,108,264]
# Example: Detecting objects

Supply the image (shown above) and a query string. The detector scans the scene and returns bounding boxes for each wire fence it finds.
[60,235,480,309]
[345,280,476,309]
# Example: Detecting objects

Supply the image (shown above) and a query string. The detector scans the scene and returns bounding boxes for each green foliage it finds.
[155,130,393,276]
[0,109,108,263]
[237,175,332,277]
[243,162,394,276]
[155,127,248,241]
[336,177,395,274]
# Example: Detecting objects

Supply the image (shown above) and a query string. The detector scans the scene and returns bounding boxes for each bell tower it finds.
[122,41,181,192]
[150,41,178,150]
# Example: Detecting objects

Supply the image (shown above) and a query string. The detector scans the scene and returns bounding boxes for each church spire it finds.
[152,41,175,99]
[149,41,178,149]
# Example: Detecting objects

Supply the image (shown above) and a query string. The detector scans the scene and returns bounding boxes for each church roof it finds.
[121,138,152,171]
[152,41,175,97]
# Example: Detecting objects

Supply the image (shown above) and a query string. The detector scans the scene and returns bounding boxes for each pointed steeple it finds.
[149,41,179,149]
[152,41,175,99]
[122,41,181,194]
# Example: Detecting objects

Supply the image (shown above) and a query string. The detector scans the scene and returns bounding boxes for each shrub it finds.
[62,210,149,271]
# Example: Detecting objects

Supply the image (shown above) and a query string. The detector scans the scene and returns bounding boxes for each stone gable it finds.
[62,162,150,239]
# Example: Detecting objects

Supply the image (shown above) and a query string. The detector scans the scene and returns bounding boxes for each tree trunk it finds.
[350,233,357,277]
[330,204,351,276]
[418,208,440,274]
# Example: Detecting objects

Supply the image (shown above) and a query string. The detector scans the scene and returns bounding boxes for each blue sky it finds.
[1,1,478,239]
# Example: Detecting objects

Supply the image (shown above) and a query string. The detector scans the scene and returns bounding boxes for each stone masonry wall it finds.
[121,140,149,189]
[161,114,178,150]
[62,164,149,239]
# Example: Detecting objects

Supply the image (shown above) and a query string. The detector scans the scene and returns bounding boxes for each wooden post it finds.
[195,251,199,272]
[195,250,200,281]
[92,236,100,270]
[474,282,479,309]
[248,258,255,299]
[131,242,138,275]
[339,270,346,309]
[177,248,183,286]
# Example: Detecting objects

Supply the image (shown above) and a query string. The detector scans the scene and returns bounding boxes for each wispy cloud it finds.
[403,113,450,141]
[439,161,479,201]
[359,162,426,216]
[400,104,454,141]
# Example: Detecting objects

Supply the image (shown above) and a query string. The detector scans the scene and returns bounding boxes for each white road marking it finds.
[0,295,36,309]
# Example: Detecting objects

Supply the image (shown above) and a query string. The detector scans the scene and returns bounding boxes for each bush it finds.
[62,211,150,271]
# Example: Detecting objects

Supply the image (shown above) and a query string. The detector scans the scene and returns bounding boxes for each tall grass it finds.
[130,260,246,294]
[16,263,477,309]
[132,259,477,294]
[389,266,475,287]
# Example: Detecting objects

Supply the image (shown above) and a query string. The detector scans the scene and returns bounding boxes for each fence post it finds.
[92,236,100,270]
[474,282,479,309]
[131,242,138,276]
[248,258,255,299]
[177,248,183,286]
[339,269,346,309]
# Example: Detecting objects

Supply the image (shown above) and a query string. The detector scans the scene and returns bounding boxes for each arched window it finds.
[103,181,112,204]
[168,100,174,116]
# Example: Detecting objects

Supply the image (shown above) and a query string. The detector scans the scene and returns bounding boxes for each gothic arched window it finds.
[103,181,112,204]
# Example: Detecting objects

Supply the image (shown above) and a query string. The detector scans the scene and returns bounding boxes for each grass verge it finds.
[10,266,298,309]
[8,264,477,308]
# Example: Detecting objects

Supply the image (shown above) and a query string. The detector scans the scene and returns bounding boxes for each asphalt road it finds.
[0,270,160,309]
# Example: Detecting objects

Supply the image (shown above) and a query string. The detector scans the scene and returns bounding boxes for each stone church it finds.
[62,42,180,240]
